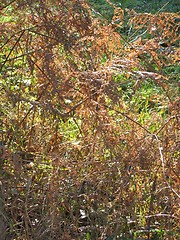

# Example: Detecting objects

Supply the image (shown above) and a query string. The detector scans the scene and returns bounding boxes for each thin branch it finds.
[102,103,152,135]
[145,213,179,220]
[0,0,16,11]
[0,48,43,63]
[157,138,180,199]
[0,30,25,72]
[0,26,40,50]
[156,115,179,135]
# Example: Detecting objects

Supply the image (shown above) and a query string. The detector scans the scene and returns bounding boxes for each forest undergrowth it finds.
[0,0,179,239]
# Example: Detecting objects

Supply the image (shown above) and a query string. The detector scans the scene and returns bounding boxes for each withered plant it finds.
[0,0,179,239]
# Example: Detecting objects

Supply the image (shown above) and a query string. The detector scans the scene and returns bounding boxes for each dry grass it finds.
[0,0,179,239]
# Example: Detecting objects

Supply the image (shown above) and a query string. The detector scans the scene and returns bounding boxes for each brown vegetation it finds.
[0,0,179,239]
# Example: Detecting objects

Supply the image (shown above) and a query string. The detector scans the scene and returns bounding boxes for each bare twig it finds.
[0,0,16,11]
[0,30,25,72]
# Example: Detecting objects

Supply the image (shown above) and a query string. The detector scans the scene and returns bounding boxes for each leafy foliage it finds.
[0,0,179,239]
